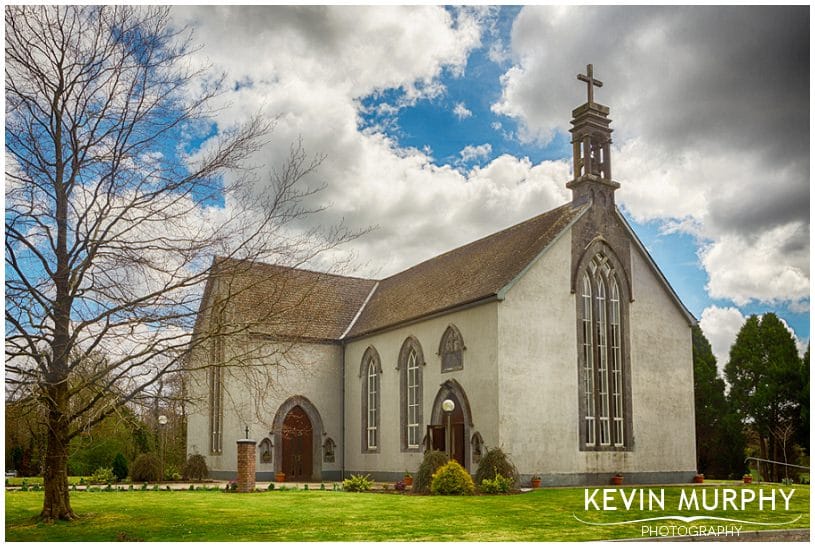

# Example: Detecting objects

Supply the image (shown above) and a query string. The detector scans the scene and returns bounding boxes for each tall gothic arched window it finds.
[360,346,381,453]
[398,336,424,451]
[578,251,629,449]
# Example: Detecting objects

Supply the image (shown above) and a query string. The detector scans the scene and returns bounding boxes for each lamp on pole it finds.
[158,415,168,482]
[442,399,455,462]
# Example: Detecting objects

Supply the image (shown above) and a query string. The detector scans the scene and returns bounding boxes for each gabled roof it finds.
[346,202,587,337]
[209,257,377,342]
[204,198,696,342]
[204,203,587,342]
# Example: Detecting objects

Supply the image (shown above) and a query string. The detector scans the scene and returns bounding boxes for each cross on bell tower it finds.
[566,64,619,206]
[578,64,603,105]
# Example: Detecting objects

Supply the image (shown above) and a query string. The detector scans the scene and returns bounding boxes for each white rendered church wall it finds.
[496,230,580,474]
[496,229,696,480]
[185,343,220,469]
[343,303,500,478]
[627,247,696,473]
[186,337,344,477]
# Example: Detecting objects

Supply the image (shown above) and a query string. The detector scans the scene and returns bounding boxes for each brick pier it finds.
[236,439,257,493]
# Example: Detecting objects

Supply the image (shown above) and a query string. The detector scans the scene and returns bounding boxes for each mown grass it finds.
[5,484,809,542]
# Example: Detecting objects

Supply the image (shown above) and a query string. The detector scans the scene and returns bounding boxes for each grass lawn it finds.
[5,484,809,542]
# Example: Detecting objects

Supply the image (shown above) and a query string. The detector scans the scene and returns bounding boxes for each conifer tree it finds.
[725,314,803,481]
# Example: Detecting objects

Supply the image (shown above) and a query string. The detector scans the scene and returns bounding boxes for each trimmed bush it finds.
[91,467,116,484]
[474,447,518,487]
[182,454,209,481]
[112,453,128,482]
[131,453,162,482]
[480,472,513,494]
[430,461,474,495]
[414,450,449,494]
[342,474,372,492]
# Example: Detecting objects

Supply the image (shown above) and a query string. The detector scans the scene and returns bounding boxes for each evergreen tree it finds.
[798,345,809,453]
[111,453,129,482]
[692,325,744,478]
[725,313,803,481]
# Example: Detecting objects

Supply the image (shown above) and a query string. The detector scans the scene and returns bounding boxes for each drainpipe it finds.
[340,342,346,481]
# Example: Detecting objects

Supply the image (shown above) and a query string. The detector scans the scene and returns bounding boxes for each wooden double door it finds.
[281,405,313,481]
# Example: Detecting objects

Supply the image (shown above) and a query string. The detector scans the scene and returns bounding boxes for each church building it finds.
[185,66,697,485]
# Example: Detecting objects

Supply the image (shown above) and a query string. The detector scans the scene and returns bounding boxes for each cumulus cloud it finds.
[453,102,473,120]
[168,6,577,278]
[493,5,809,313]
[699,306,746,378]
[459,143,492,163]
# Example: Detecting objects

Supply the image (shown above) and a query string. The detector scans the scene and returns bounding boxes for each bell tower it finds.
[566,64,620,206]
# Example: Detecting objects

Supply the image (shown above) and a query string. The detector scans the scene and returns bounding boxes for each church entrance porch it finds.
[428,380,473,470]
[281,405,313,481]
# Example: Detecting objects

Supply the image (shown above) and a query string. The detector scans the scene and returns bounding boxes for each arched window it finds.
[578,251,629,449]
[398,336,425,451]
[438,324,465,372]
[259,438,273,464]
[360,347,381,453]
[323,437,336,463]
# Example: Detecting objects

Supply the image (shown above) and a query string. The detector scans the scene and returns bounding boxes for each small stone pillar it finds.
[236,439,257,493]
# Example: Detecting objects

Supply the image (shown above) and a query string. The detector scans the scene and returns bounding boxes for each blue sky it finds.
[174,5,809,368]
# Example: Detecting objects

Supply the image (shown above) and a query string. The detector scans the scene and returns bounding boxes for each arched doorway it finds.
[281,406,312,481]
[428,380,473,470]
[271,396,324,482]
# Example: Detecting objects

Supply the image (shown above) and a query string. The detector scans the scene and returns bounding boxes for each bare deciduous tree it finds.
[5,5,355,521]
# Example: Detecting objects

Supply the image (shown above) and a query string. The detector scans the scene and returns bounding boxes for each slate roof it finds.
[346,202,587,338]
[210,258,377,342]
[206,202,587,342]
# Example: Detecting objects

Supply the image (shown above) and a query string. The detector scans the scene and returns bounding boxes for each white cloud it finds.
[453,102,473,120]
[699,224,809,308]
[166,6,580,278]
[699,306,745,378]
[459,143,491,163]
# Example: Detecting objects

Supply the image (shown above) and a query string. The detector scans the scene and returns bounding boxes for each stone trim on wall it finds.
[438,324,465,373]
[270,395,325,479]
[574,240,634,452]
[429,379,474,471]
[397,336,425,452]
[360,346,382,454]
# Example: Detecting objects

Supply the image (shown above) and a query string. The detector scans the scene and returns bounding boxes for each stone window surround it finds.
[397,336,425,452]
[574,240,633,452]
[208,336,224,455]
[359,346,382,453]
[438,324,465,373]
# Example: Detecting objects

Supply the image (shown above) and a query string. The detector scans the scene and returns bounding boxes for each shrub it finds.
[430,461,474,495]
[130,453,161,482]
[480,472,513,494]
[342,474,372,492]
[163,463,181,481]
[111,453,128,482]
[182,454,209,481]
[267,482,275,491]
[91,467,116,484]
[474,447,518,487]
[414,450,449,494]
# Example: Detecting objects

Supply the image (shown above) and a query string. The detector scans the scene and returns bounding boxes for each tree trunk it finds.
[40,384,76,521]
[758,435,769,482]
